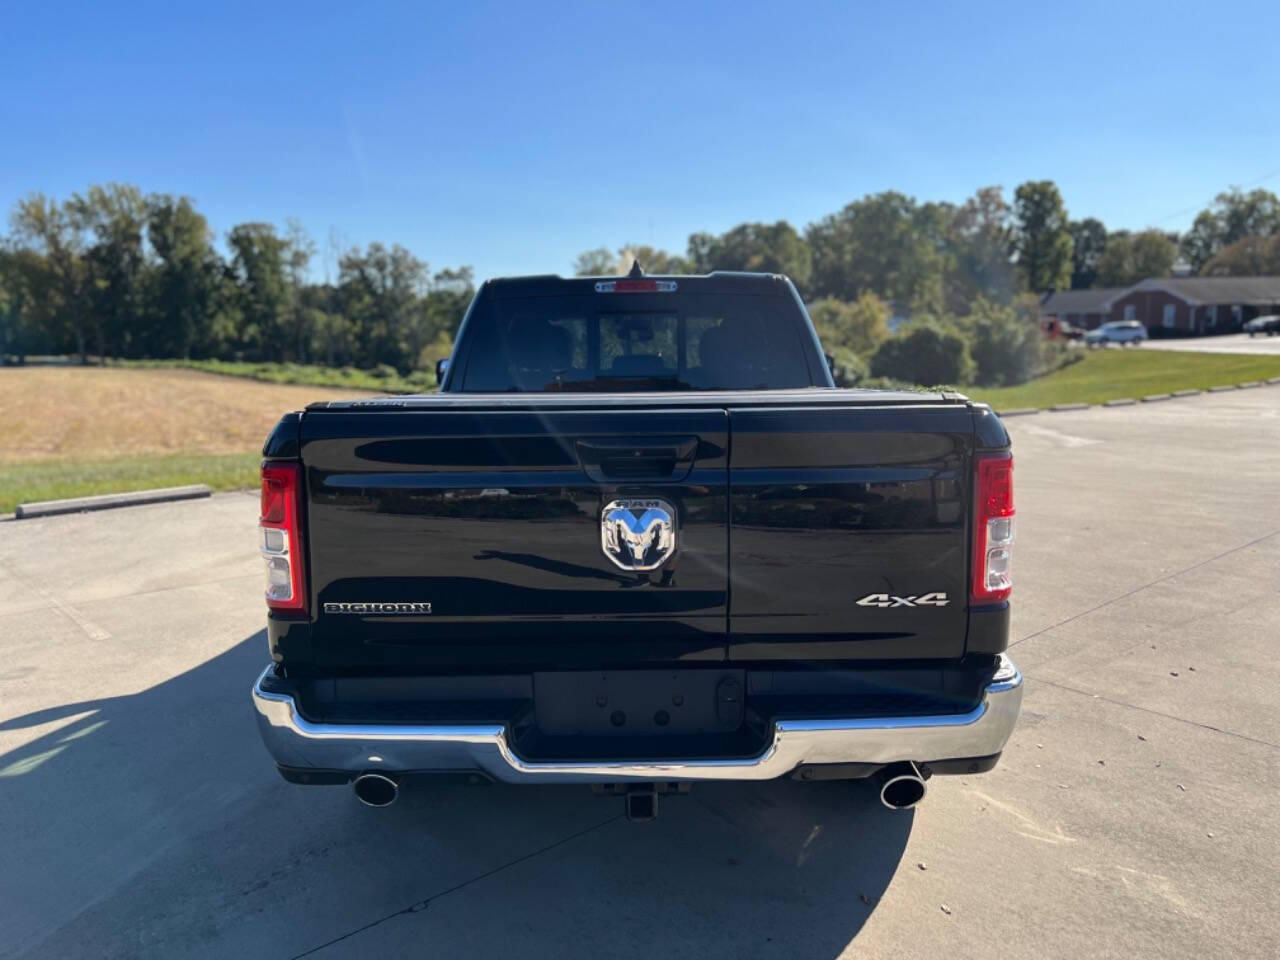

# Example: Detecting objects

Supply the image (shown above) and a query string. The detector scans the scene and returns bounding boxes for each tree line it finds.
[3,179,1278,384]
[0,184,472,368]
[572,181,1280,386]
[575,182,1280,304]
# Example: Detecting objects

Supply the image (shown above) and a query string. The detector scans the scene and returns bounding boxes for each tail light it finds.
[594,279,677,293]
[260,462,306,614]
[972,452,1014,604]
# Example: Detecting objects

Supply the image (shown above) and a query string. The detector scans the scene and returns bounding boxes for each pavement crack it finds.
[1010,529,1279,649]
[0,571,259,624]
[1026,674,1280,750]
[0,558,112,641]
[288,813,622,959]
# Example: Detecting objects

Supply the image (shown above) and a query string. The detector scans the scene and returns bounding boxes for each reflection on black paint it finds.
[313,483,586,521]
[474,549,637,586]
[733,475,963,531]
[727,408,972,661]
[301,408,730,670]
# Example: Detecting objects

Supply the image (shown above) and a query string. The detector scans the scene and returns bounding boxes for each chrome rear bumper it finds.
[251,656,1022,784]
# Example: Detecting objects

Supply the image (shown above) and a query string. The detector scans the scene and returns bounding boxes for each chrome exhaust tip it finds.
[877,762,926,811]
[353,772,399,807]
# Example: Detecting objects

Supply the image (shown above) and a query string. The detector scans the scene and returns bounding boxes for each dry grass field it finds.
[0,367,378,512]
[1,366,377,462]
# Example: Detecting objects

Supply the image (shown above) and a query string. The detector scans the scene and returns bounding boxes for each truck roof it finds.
[484,271,794,298]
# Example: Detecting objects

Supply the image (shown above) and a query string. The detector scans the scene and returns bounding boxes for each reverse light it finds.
[260,462,306,614]
[972,452,1014,604]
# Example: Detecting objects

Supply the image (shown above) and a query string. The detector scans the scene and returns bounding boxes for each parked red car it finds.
[1040,317,1083,341]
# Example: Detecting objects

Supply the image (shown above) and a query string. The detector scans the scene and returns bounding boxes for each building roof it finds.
[1042,276,1280,312]
[1040,288,1128,314]
[1130,276,1280,305]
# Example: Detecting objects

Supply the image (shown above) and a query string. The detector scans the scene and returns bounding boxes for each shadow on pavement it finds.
[0,632,912,959]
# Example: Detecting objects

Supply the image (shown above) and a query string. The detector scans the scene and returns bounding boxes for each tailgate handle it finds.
[575,437,698,482]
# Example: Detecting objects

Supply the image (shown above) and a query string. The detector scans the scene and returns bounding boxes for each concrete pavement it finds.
[1142,331,1280,355]
[1,388,1277,959]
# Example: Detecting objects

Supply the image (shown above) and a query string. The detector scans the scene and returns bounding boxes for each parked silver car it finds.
[1084,320,1148,347]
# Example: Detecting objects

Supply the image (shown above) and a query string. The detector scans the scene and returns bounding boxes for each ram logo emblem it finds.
[601,498,677,571]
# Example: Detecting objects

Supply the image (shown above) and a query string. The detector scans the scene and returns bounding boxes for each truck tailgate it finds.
[297,398,974,671]
[727,405,972,661]
[301,408,729,670]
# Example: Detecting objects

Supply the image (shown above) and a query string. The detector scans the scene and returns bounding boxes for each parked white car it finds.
[1084,320,1148,347]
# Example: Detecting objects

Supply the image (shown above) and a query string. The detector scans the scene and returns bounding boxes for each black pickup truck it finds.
[252,269,1022,821]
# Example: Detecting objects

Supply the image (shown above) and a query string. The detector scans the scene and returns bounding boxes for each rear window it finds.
[457,293,817,391]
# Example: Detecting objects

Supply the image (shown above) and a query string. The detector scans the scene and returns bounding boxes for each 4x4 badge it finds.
[855,592,949,608]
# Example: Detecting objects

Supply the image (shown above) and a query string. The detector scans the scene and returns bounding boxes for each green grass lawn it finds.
[113,358,437,393]
[0,452,260,514]
[967,349,1280,410]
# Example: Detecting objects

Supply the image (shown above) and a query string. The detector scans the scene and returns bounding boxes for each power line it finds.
[1152,166,1280,225]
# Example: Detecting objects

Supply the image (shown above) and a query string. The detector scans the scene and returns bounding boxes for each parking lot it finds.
[1143,331,1280,355]
[1,388,1277,960]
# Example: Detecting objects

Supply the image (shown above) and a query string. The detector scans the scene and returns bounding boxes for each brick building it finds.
[1105,277,1280,335]
[1042,277,1280,335]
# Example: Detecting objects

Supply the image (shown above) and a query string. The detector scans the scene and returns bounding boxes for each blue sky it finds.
[4,0,1279,280]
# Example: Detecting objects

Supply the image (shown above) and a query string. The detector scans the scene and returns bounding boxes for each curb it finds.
[993,376,1277,419]
[14,484,212,520]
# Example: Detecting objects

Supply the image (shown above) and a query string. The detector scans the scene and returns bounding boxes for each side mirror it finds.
[435,358,450,385]
[825,353,836,371]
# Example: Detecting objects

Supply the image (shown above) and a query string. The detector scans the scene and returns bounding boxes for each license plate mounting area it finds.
[533,669,746,736]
